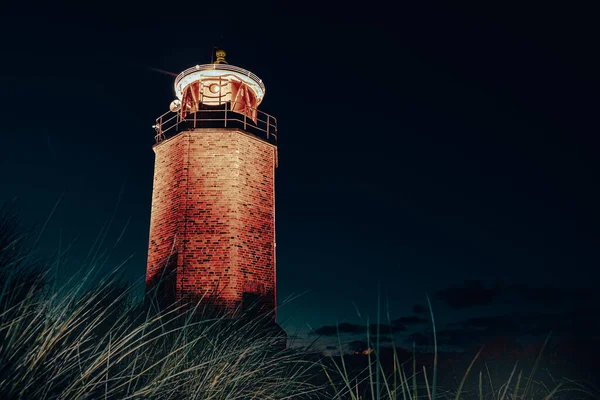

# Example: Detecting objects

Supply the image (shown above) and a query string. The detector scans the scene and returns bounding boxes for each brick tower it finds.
[146,50,278,321]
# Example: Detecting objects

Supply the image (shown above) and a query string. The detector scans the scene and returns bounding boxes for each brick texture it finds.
[146,128,277,319]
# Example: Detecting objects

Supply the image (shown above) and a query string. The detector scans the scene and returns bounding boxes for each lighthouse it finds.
[146,50,278,323]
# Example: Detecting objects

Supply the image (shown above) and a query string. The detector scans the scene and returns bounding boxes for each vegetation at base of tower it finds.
[1,205,598,399]
[320,309,600,400]
[0,205,319,399]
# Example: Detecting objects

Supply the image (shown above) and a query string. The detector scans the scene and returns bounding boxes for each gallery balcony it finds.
[153,104,277,146]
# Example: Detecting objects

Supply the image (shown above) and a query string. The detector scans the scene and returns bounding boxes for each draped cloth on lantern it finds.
[181,80,257,123]
[230,81,258,123]
[181,81,200,118]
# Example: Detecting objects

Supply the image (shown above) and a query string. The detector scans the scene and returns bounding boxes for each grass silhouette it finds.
[1,204,598,399]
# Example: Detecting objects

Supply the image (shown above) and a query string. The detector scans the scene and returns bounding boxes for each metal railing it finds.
[153,105,277,145]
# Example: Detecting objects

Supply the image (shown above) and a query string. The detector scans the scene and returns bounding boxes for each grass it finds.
[320,306,600,400]
[0,206,320,399]
[1,205,598,399]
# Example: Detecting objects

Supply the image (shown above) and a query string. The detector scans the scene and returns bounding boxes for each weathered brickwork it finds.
[146,128,277,318]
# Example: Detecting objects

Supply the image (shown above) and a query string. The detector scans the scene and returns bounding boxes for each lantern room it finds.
[154,49,276,144]
[175,50,265,117]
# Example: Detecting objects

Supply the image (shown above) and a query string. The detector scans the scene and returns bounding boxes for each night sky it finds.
[1,3,599,356]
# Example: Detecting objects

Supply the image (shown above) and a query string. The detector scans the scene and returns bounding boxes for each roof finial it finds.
[214,49,228,64]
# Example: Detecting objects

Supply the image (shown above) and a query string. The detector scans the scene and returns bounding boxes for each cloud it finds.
[370,323,406,334]
[435,280,598,310]
[312,322,364,336]
[405,332,431,346]
[406,327,513,349]
[412,304,428,314]
[434,315,532,347]
[392,316,428,325]
[510,284,595,307]
[312,322,406,337]
[347,340,369,352]
[447,315,518,332]
[345,337,392,352]
[436,280,502,309]
[406,329,486,348]
[409,306,600,351]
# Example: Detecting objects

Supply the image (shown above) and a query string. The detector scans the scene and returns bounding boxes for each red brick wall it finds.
[146,128,277,318]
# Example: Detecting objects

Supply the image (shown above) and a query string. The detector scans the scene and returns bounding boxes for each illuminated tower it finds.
[146,50,278,321]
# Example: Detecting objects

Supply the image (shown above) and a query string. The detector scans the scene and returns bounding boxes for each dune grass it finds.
[1,206,598,399]
[321,300,600,400]
[0,207,321,399]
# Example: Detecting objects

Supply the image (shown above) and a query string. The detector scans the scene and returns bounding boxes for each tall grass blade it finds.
[479,371,483,400]
[522,331,551,400]
[424,366,432,400]
[455,346,483,400]
[413,341,417,400]
[486,362,496,400]
[542,383,563,400]
[426,294,437,400]
[511,371,522,400]
[499,361,518,400]
[377,283,381,400]
[367,317,375,400]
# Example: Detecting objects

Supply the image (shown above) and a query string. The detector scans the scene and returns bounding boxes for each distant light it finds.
[209,84,221,93]
[169,99,181,112]
[195,65,200,69]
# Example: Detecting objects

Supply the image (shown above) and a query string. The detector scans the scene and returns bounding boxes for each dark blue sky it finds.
[1,3,599,353]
